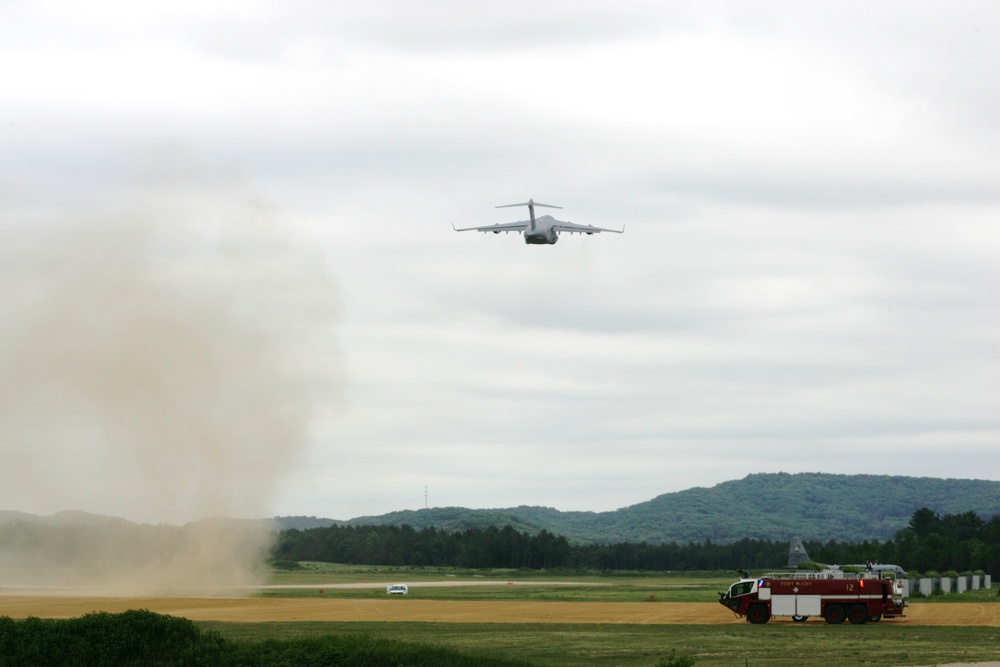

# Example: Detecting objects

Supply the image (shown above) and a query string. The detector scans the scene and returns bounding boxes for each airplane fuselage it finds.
[524,215,559,244]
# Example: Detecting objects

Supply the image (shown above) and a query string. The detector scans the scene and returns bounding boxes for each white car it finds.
[386,584,408,595]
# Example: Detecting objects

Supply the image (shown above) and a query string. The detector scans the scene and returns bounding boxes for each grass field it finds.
[200,619,1000,667]
[259,564,731,602]
[237,566,1000,665]
[5,566,999,666]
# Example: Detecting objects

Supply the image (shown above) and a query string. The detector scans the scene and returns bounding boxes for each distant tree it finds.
[909,507,940,539]
[940,510,985,542]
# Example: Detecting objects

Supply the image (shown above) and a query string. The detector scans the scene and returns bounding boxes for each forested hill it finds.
[336,473,1000,544]
[7,474,1000,546]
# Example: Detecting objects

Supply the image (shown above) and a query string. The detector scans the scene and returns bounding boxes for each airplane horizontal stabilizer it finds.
[496,201,562,210]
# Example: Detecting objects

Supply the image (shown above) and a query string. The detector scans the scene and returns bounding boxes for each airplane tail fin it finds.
[495,201,562,210]
[788,537,810,568]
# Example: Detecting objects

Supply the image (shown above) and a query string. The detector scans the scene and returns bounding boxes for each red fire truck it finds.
[719,571,907,624]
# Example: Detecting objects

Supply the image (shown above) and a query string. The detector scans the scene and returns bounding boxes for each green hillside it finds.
[7,473,1000,546]
[342,472,1000,544]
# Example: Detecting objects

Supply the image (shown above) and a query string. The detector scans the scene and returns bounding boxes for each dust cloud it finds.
[0,182,341,594]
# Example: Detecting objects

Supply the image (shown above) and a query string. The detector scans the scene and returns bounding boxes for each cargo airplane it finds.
[788,537,906,578]
[452,199,624,245]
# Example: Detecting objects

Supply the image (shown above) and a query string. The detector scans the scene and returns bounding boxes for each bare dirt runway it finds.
[1,596,999,626]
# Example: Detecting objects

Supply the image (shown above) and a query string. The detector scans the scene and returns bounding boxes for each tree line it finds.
[272,525,573,570]
[272,525,792,571]
[272,507,1000,576]
[808,508,1000,576]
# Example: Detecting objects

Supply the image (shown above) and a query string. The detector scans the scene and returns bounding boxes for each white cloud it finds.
[1,1,997,521]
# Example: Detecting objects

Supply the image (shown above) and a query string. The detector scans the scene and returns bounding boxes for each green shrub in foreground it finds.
[656,648,697,666]
[0,611,534,667]
[0,610,227,666]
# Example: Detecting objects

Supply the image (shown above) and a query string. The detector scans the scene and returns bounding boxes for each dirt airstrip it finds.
[1,595,999,626]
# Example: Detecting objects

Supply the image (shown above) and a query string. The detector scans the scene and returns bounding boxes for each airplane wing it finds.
[452,221,530,234]
[550,220,624,235]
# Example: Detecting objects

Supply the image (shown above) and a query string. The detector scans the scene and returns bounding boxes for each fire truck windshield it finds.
[727,581,754,598]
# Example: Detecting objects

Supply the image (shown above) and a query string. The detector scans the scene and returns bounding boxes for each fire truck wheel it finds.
[791,615,808,622]
[747,604,771,624]
[869,613,882,622]
[847,605,869,624]
[823,604,846,624]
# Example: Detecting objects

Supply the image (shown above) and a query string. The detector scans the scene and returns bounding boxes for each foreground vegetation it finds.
[0,610,532,667]
[5,607,1000,667]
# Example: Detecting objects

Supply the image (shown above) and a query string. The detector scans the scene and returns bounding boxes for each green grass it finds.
[199,620,1000,667]
[260,566,733,603]
[230,567,1000,665]
[256,581,719,603]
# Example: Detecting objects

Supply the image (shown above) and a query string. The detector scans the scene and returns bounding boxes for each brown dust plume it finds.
[0,186,341,594]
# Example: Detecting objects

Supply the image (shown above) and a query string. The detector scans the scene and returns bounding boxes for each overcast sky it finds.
[1,1,998,524]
